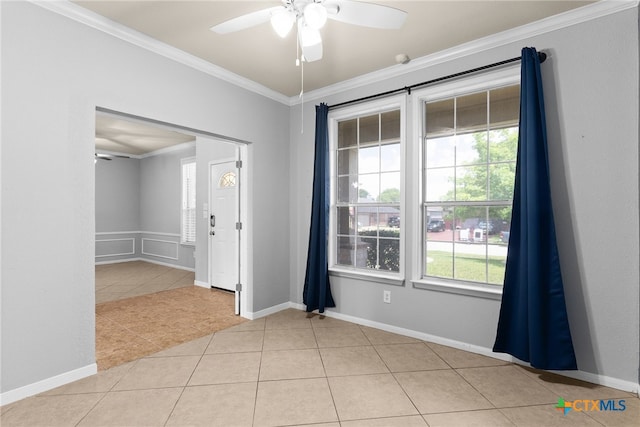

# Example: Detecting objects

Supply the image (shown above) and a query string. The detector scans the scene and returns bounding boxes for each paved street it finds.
[427,230,508,257]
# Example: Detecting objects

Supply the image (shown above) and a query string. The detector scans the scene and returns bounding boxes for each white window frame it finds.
[180,157,196,246]
[411,66,520,299]
[328,95,406,286]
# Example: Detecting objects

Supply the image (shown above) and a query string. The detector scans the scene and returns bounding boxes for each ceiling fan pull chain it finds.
[300,56,304,133]
[295,22,304,133]
[296,26,301,67]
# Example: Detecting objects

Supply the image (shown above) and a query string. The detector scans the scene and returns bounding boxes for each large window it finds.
[330,100,403,277]
[181,158,196,245]
[421,82,519,286]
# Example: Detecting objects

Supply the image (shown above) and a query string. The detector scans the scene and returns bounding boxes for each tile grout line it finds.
[250,315,267,426]
[311,314,341,424]
[162,333,217,427]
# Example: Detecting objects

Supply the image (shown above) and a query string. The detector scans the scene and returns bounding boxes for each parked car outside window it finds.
[477,219,503,235]
[427,219,445,232]
[388,216,400,228]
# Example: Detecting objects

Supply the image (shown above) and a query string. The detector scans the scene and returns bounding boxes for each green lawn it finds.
[426,250,506,285]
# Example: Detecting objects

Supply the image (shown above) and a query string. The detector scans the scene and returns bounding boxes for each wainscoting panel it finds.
[96,231,194,270]
[95,238,135,258]
[141,238,179,260]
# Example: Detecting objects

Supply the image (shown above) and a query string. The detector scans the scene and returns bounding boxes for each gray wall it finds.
[290,7,639,387]
[94,145,197,270]
[139,145,195,234]
[139,145,196,269]
[1,0,290,396]
[95,157,140,233]
[95,156,143,262]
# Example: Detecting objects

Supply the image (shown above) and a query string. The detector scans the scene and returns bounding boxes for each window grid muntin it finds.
[219,171,236,188]
[335,108,401,273]
[422,84,518,286]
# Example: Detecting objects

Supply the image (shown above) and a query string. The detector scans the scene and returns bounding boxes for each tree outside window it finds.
[333,108,402,274]
[423,85,519,285]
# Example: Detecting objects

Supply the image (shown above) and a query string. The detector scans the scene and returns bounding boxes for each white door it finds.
[209,161,238,292]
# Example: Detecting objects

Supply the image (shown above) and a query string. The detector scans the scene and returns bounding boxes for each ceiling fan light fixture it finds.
[299,24,321,47]
[270,9,295,38]
[298,23,323,62]
[303,2,327,29]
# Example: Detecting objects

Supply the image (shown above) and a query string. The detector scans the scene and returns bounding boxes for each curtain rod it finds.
[328,51,546,110]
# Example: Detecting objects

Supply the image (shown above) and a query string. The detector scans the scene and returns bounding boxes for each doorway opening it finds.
[93,107,251,369]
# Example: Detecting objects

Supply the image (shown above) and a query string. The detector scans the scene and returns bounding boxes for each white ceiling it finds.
[81,0,595,155]
[95,113,195,156]
[75,0,594,98]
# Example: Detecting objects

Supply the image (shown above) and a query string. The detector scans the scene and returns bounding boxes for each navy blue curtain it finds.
[493,48,577,370]
[303,103,336,313]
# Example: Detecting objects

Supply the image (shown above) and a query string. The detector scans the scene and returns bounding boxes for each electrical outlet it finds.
[383,290,391,304]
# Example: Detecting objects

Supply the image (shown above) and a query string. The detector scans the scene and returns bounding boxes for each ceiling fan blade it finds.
[95,153,130,160]
[325,0,407,29]
[210,6,282,34]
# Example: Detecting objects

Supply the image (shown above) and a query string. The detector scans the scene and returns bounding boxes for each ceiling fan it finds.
[210,0,408,62]
[95,153,130,162]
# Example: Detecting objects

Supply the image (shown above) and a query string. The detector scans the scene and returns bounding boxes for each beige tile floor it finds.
[95,261,195,304]
[2,308,638,426]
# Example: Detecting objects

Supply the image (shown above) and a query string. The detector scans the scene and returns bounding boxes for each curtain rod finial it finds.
[538,51,547,63]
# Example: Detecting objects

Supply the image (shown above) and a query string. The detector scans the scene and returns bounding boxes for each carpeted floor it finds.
[96,262,246,370]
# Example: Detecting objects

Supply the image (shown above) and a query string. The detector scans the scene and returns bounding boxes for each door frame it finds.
[235,144,250,317]
[206,145,250,317]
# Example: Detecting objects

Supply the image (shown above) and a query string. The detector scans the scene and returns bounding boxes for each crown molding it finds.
[140,140,196,159]
[29,0,291,105]
[295,0,639,105]
[96,141,195,159]
[30,0,638,108]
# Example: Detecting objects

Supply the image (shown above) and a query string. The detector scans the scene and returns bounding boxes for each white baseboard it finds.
[95,257,142,266]
[286,303,639,394]
[95,257,195,272]
[142,258,195,272]
[246,302,293,320]
[0,363,97,406]
[536,367,640,395]
[194,280,209,289]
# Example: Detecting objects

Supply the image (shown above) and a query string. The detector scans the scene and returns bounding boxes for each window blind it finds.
[181,160,196,244]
